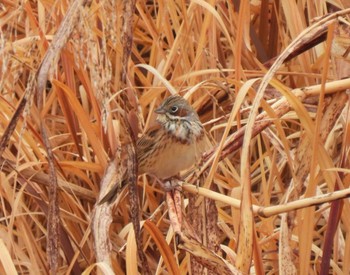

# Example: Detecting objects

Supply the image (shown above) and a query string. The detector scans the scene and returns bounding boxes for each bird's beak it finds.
[155,107,166,114]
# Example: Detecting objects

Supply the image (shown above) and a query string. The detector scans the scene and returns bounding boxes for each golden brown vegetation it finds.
[1,0,350,274]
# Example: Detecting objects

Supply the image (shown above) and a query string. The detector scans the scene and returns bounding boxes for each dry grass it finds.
[1,0,350,274]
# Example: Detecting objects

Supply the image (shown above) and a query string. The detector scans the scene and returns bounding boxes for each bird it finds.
[98,95,207,204]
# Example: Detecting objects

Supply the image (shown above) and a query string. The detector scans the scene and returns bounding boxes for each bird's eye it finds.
[170,106,178,113]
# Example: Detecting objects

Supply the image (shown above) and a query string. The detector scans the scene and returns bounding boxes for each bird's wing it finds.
[136,125,162,164]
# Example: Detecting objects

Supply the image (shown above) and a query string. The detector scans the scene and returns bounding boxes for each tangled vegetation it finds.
[1,0,350,274]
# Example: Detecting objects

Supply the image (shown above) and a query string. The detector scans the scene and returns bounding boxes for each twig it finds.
[182,184,350,218]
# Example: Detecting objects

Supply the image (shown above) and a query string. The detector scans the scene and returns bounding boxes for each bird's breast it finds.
[146,139,201,178]
[164,119,203,143]
[138,118,206,179]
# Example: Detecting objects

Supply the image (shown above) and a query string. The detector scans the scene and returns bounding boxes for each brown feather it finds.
[99,95,206,204]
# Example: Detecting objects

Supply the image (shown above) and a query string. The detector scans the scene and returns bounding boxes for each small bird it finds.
[99,95,207,204]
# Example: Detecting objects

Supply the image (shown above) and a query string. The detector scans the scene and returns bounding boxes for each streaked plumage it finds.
[99,95,206,204]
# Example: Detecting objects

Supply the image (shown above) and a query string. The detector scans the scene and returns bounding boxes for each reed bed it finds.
[1,0,350,274]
